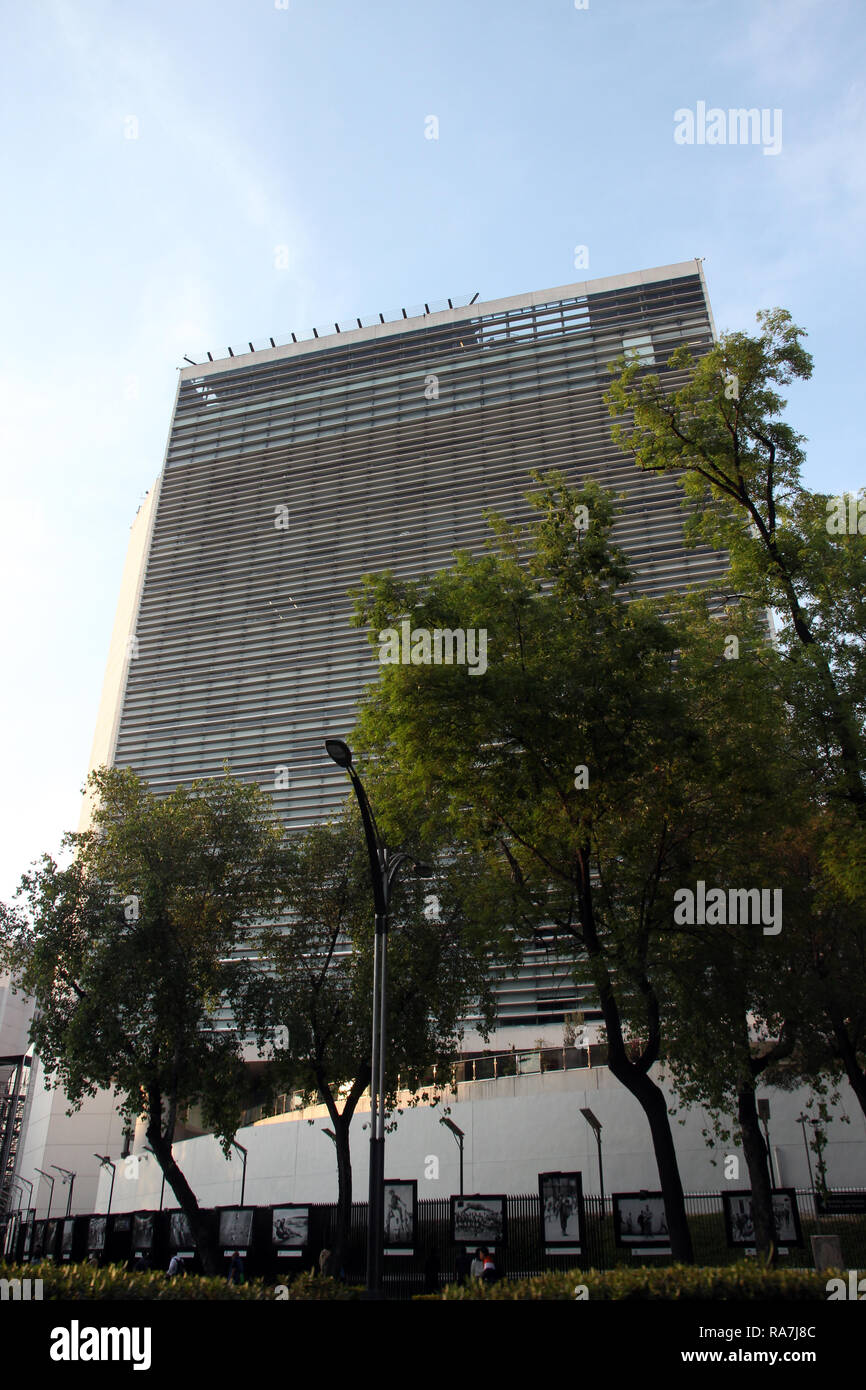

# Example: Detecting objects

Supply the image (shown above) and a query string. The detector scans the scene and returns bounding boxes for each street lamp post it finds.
[8,1181,27,1256]
[231,1142,248,1207]
[14,1176,34,1226]
[13,1173,33,1217]
[94,1155,117,1215]
[51,1166,76,1218]
[324,736,431,1298]
[35,1167,55,1219]
[11,1178,33,1234]
[580,1108,605,1215]
[757,1098,776,1188]
[440,1117,465,1195]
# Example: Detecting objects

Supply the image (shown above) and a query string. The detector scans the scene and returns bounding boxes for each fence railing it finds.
[247,1045,611,1123]
[3,1188,864,1297]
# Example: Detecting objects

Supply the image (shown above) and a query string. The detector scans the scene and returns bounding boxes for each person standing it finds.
[470,1246,484,1279]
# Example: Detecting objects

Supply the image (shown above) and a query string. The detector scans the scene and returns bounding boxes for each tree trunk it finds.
[737,1084,775,1262]
[581,867,694,1264]
[329,1112,352,1276]
[316,1061,370,1279]
[829,1008,866,1121]
[146,1111,218,1276]
[605,1043,694,1262]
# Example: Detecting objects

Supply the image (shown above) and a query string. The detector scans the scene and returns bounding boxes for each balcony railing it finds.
[242,1045,609,1124]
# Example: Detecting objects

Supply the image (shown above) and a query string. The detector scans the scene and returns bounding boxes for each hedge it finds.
[417,1263,837,1300]
[0,1260,838,1300]
[0,1261,270,1301]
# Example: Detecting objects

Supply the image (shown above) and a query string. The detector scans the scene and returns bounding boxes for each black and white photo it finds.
[169,1210,194,1250]
[451,1195,507,1247]
[723,1190,803,1248]
[133,1212,154,1251]
[218,1207,254,1249]
[383,1181,417,1248]
[272,1206,309,1249]
[613,1193,671,1247]
[88,1215,107,1250]
[539,1171,585,1249]
[31,1222,45,1259]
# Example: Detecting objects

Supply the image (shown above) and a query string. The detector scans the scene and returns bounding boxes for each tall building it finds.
[7,260,731,1217]
[13,260,866,1228]
[86,258,725,1035]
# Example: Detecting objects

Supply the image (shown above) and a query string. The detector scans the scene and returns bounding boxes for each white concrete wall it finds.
[77,480,160,832]
[0,975,34,1057]
[96,1064,866,1214]
[15,1054,129,1216]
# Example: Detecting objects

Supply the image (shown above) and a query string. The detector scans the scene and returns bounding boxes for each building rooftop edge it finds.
[180,259,706,381]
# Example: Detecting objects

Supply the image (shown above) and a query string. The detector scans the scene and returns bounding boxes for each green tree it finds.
[245,811,499,1274]
[350,473,797,1262]
[605,311,866,879]
[0,766,284,1274]
[606,308,866,1143]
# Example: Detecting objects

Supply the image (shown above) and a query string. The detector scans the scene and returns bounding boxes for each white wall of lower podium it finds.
[93,1064,866,1214]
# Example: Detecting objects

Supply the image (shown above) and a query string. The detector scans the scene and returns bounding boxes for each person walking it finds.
[481,1249,498,1284]
[469,1246,485,1279]
[227,1250,244,1285]
[167,1253,184,1277]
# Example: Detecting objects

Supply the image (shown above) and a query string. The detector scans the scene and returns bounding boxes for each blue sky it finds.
[1,0,864,900]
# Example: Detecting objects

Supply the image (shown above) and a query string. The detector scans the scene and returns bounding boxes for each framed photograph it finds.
[32,1221,46,1258]
[613,1192,671,1248]
[45,1219,59,1256]
[272,1205,309,1250]
[61,1219,75,1257]
[168,1210,194,1250]
[132,1212,154,1251]
[30,1223,44,1267]
[218,1207,254,1250]
[539,1171,585,1250]
[451,1195,507,1247]
[383,1180,417,1248]
[23,1222,33,1258]
[113,1214,132,1234]
[816,1191,866,1216]
[88,1215,107,1251]
[723,1189,803,1248]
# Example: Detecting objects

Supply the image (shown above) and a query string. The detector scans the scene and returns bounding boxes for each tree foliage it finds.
[244,809,500,1267]
[0,766,285,1273]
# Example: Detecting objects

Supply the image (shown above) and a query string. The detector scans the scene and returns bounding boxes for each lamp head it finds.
[324,738,352,769]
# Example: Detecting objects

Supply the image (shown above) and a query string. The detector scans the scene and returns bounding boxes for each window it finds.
[622,332,655,365]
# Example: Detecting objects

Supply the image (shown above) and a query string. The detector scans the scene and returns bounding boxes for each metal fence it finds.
[3,1188,864,1298]
[295,1189,866,1297]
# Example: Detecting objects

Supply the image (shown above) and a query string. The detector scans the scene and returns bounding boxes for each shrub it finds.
[0,1261,270,1301]
[417,1263,835,1300]
[273,1271,364,1300]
